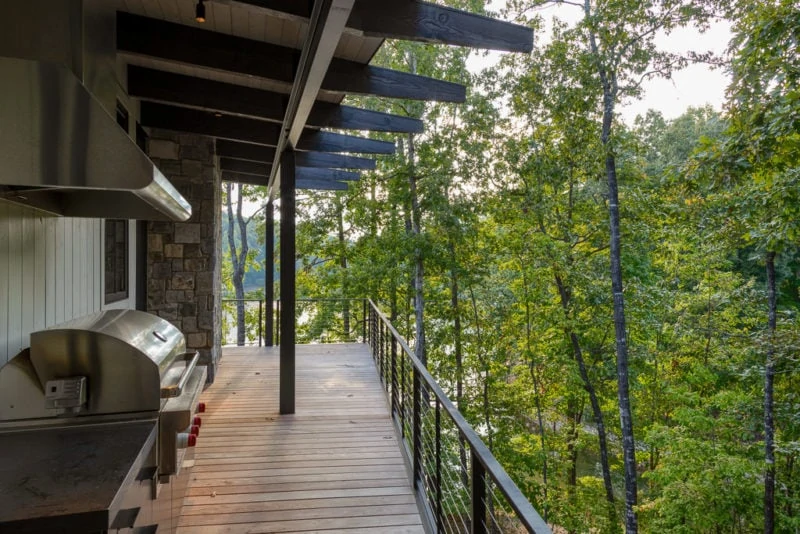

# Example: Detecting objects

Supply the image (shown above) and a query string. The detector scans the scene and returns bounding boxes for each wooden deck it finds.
[178,343,424,534]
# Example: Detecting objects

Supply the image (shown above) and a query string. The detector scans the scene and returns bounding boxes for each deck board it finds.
[178,343,423,534]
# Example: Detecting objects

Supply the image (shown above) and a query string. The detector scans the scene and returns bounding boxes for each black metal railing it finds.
[366,299,550,534]
[221,299,268,346]
[221,298,367,346]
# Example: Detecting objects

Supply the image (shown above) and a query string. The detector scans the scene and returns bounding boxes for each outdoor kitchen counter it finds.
[0,419,157,533]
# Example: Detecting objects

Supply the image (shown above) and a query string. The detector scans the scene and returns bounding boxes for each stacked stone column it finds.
[147,131,222,382]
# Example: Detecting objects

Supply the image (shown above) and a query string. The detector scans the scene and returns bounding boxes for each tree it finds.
[223,182,266,345]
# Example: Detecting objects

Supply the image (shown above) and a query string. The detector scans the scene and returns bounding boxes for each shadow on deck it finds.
[177,343,424,534]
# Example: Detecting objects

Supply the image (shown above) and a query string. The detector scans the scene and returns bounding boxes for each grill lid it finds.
[29,310,186,415]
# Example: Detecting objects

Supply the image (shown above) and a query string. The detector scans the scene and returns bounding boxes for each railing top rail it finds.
[367,299,550,534]
[221,298,263,302]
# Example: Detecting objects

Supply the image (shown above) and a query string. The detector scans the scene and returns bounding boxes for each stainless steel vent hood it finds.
[0,57,191,221]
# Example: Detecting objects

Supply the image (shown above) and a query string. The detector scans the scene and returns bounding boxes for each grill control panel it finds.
[44,377,88,413]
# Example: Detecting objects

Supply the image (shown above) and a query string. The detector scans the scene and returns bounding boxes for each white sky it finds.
[468,1,732,124]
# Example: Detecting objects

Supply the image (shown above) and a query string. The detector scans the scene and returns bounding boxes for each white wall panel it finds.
[0,201,105,364]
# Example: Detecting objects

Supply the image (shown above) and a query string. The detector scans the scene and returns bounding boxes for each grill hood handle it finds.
[161,352,199,399]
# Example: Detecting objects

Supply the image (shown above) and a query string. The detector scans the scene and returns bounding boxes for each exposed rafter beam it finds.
[220,159,360,182]
[216,140,276,163]
[297,151,377,170]
[217,140,377,169]
[221,0,533,53]
[297,131,394,154]
[117,12,465,103]
[128,66,422,134]
[220,159,361,181]
[140,102,395,154]
[349,2,533,53]
[295,179,350,191]
[223,171,350,191]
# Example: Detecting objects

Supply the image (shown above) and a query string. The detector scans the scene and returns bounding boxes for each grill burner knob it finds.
[190,425,200,436]
[177,432,197,448]
[193,416,202,427]
[197,402,206,413]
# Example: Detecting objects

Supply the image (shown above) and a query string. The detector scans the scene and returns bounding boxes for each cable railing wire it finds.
[366,299,550,534]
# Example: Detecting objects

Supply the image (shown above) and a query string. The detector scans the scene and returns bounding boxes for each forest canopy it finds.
[221,0,800,531]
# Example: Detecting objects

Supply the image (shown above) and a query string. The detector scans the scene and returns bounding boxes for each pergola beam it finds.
[220,159,360,182]
[217,141,378,169]
[223,171,350,191]
[118,12,465,103]
[140,102,395,154]
[128,67,422,134]
[221,0,534,52]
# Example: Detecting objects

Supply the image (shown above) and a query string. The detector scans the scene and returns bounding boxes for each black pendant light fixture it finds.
[195,0,206,23]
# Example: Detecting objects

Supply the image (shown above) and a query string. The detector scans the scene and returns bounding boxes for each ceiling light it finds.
[195,0,206,23]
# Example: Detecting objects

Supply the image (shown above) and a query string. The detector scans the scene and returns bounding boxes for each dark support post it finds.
[265,201,274,346]
[471,453,487,534]
[412,367,422,490]
[279,149,296,415]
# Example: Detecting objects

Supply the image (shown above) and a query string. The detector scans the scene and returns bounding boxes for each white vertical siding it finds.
[0,201,105,364]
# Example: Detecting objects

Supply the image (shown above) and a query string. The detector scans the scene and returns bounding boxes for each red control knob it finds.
[192,416,202,427]
[197,402,206,413]
[190,425,200,436]
[187,434,197,447]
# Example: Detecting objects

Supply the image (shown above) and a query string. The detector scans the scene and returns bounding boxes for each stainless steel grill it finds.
[0,310,208,533]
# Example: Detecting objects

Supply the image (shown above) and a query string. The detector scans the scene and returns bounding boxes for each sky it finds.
[468,1,733,124]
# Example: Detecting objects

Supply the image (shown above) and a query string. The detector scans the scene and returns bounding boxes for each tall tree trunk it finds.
[554,273,616,510]
[336,199,350,337]
[407,131,425,366]
[585,3,638,525]
[519,264,548,518]
[450,241,469,489]
[225,183,249,346]
[765,250,777,534]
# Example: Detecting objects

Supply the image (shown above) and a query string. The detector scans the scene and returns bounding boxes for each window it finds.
[105,219,128,304]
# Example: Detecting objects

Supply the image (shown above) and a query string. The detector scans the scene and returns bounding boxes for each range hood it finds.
[0,56,191,221]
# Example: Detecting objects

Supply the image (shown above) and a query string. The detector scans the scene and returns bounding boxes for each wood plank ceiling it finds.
[117,0,533,193]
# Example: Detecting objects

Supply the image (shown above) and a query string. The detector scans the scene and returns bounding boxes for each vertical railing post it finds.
[391,337,398,418]
[379,322,384,384]
[276,300,280,345]
[412,367,422,492]
[258,300,263,347]
[400,349,406,434]
[362,299,367,342]
[471,451,487,534]
[435,399,443,534]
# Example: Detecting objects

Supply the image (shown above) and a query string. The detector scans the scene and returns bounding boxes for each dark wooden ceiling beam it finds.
[295,179,349,191]
[216,140,276,163]
[117,12,464,103]
[220,159,360,182]
[223,171,350,191]
[350,2,533,53]
[217,140,377,169]
[140,102,395,154]
[128,66,422,134]
[297,151,377,170]
[221,1,533,53]
[297,131,394,154]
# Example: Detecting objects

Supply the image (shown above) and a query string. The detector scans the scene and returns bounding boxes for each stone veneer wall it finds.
[146,131,222,382]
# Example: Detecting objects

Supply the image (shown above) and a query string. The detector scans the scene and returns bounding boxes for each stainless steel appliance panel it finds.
[29,310,186,416]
